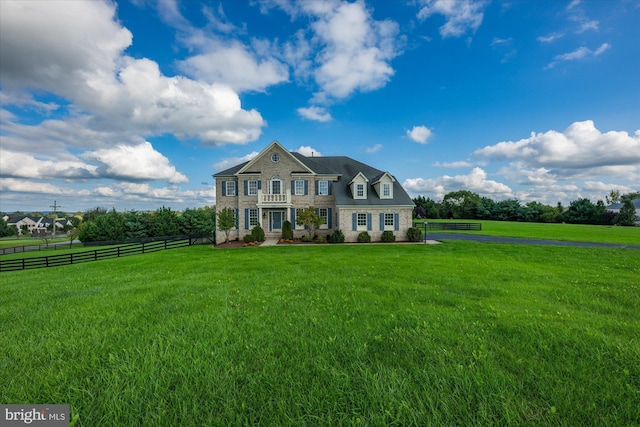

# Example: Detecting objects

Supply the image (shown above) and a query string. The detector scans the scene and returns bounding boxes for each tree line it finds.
[76,206,215,242]
[413,190,639,226]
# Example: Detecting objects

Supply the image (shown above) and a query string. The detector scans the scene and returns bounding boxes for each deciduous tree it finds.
[296,207,325,238]
[217,207,236,243]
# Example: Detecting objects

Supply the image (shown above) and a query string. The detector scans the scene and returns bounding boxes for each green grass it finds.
[0,243,118,260]
[0,237,70,249]
[1,243,639,426]
[418,219,640,245]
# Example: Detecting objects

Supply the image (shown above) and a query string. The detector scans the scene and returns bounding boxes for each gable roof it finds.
[213,144,414,207]
[371,172,395,184]
[298,156,414,207]
[348,172,369,185]
[214,141,317,177]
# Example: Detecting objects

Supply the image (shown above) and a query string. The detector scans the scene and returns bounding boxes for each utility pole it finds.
[50,200,60,238]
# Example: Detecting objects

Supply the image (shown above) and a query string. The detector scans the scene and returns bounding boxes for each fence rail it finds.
[0,242,84,255]
[413,222,482,231]
[0,234,213,273]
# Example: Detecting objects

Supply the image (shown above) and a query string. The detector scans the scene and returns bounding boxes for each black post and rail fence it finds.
[412,221,482,243]
[0,233,214,273]
[413,222,482,231]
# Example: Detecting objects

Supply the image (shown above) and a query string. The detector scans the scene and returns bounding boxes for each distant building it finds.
[3,215,72,235]
[606,197,640,225]
[605,197,640,214]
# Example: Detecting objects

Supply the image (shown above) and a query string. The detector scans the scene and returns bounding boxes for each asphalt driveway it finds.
[425,233,640,250]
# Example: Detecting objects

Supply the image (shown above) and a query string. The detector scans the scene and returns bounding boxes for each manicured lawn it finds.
[0,243,122,261]
[417,219,640,245]
[0,237,70,250]
[1,243,639,426]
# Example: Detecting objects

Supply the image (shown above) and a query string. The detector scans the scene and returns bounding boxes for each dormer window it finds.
[382,183,391,198]
[373,172,395,199]
[350,172,369,200]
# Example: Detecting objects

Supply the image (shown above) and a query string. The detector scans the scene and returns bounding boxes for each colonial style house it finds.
[3,215,72,236]
[214,141,415,242]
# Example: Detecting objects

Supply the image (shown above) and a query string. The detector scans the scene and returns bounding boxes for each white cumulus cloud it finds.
[403,167,513,200]
[295,146,322,157]
[0,0,266,146]
[81,142,188,184]
[407,125,434,144]
[213,152,260,172]
[297,106,333,122]
[474,120,640,172]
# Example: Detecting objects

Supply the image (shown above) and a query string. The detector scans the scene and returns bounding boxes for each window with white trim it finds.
[357,213,367,230]
[382,183,391,198]
[318,180,328,195]
[269,176,282,195]
[248,180,258,196]
[384,213,394,230]
[356,183,364,198]
[295,180,305,196]
[319,208,328,229]
[249,208,259,227]
[225,181,236,196]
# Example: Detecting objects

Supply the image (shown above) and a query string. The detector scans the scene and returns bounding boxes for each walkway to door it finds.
[261,238,280,247]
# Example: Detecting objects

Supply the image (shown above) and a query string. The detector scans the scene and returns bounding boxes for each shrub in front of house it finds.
[251,224,265,242]
[281,221,293,240]
[243,234,256,243]
[301,235,313,242]
[357,231,371,243]
[381,231,396,242]
[407,227,422,242]
[328,229,345,243]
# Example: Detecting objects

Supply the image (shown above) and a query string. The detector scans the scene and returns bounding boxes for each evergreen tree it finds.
[615,199,638,226]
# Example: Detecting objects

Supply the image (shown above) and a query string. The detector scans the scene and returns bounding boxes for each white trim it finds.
[225,181,236,196]
[383,212,395,231]
[248,180,258,196]
[356,213,367,231]
[318,180,329,195]
[319,208,329,229]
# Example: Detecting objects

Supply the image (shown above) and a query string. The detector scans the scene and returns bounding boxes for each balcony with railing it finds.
[257,190,291,207]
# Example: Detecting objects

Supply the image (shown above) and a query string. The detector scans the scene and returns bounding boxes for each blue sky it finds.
[1,0,638,213]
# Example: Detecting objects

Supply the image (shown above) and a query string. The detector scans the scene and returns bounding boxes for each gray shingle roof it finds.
[305,156,413,206]
[607,198,640,210]
[214,151,414,207]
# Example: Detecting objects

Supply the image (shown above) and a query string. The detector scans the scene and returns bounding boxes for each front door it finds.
[270,210,283,231]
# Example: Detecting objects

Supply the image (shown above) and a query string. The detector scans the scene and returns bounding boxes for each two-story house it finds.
[214,141,415,242]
